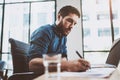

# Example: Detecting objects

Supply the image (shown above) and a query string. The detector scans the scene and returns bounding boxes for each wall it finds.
[56,0,83,60]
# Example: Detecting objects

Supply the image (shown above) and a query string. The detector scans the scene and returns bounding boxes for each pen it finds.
[76,50,91,69]
[76,50,83,58]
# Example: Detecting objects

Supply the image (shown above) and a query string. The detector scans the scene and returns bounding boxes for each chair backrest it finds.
[106,38,120,67]
[9,38,30,73]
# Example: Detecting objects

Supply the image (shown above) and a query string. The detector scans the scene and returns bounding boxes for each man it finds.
[29,5,90,75]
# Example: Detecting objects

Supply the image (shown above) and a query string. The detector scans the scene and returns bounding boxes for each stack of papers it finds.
[60,68,115,78]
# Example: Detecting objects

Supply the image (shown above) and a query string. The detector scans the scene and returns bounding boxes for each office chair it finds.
[106,38,120,67]
[8,38,38,80]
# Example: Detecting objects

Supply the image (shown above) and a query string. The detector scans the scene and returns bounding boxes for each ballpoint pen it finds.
[75,50,83,58]
[75,50,91,69]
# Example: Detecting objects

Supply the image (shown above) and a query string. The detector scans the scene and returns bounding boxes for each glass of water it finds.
[43,53,61,78]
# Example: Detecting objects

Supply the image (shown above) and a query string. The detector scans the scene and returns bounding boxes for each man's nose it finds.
[69,23,75,29]
[68,26,73,30]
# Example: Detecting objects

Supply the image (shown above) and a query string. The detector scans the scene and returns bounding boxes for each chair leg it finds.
[3,69,8,80]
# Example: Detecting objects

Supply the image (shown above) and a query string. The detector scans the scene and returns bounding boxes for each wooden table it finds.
[34,69,120,80]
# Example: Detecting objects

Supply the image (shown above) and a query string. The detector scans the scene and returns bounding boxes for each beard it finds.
[57,22,71,36]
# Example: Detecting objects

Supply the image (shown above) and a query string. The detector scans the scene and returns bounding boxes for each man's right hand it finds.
[61,58,90,72]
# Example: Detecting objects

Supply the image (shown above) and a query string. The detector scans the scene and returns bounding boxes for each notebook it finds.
[59,64,116,78]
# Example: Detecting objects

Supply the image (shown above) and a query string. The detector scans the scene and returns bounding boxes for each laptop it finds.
[117,60,120,71]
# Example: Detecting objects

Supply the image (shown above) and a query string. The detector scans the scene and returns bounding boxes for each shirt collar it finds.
[53,24,63,38]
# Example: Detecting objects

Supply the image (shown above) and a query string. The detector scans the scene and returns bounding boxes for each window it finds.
[97,13,109,20]
[30,1,55,34]
[83,28,90,37]
[97,12,118,20]
[82,14,89,21]
[82,0,112,64]
[98,28,111,37]
[0,0,55,72]
[0,0,3,3]
[0,5,3,53]
[5,0,41,3]
[82,0,120,64]
[112,0,120,40]
[114,27,119,35]
[3,3,30,53]
[2,1,55,53]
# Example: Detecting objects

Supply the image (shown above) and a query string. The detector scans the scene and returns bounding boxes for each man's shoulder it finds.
[33,24,52,32]
[32,24,55,36]
[38,24,54,31]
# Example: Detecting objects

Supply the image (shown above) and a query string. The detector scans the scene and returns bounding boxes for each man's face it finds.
[58,13,79,36]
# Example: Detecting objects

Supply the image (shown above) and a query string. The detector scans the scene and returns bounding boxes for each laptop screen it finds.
[117,60,120,71]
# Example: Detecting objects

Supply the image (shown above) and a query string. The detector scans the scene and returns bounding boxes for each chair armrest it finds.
[11,72,34,75]
[8,72,37,80]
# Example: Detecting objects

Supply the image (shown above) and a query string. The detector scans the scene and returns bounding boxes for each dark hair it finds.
[58,5,80,18]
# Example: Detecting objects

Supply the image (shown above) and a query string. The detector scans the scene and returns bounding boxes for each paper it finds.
[60,68,116,78]
[91,64,116,68]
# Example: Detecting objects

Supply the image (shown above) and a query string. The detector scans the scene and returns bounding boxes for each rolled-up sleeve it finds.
[29,28,51,59]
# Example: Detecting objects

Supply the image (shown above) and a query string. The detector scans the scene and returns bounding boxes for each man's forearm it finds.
[29,58,45,75]
[29,57,68,74]
[61,58,69,71]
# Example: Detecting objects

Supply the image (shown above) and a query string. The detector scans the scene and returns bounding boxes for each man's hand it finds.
[61,58,90,72]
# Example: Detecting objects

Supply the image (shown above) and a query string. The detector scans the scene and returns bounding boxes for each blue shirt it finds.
[29,24,67,59]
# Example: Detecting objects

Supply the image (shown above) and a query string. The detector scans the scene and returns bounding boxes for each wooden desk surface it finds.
[34,69,120,80]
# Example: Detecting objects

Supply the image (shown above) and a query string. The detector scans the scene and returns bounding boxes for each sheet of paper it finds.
[91,64,116,68]
[60,68,116,78]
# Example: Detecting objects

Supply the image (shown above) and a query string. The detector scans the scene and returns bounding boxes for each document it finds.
[91,64,116,68]
[60,67,116,78]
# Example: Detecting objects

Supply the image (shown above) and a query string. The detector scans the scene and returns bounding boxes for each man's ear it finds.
[57,14,62,21]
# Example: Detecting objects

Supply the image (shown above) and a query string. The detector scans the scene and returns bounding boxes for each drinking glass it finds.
[43,53,61,78]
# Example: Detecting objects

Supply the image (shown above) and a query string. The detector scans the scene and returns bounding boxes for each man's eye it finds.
[66,19,76,25]
[67,19,73,23]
